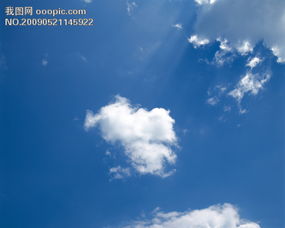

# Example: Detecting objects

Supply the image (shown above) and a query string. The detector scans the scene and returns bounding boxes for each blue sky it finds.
[1,0,284,228]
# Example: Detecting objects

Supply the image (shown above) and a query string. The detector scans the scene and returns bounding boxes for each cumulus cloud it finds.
[121,204,261,228]
[84,96,177,177]
[191,0,285,62]
[229,72,271,103]
[83,0,92,3]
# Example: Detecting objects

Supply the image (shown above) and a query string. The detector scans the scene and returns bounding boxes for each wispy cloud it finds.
[126,1,137,16]
[41,54,48,67]
[246,57,262,69]
[229,72,271,104]
[109,166,131,179]
[172,23,183,30]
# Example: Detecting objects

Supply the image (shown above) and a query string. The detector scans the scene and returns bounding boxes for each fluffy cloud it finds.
[121,204,261,228]
[229,72,271,103]
[191,0,285,62]
[84,96,177,177]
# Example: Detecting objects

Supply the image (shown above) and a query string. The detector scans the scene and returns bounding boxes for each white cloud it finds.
[121,204,261,228]
[41,53,49,67]
[188,35,210,48]
[236,41,253,56]
[127,1,137,16]
[172,24,183,30]
[219,39,232,52]
[210,39,235,65]
[109,166,131,179]
[79,54,88,62]
[207,96,219,106]
[192,0,285,62]
[206,70,270,113]
[271,46,285,63]
[41,59,48,66]
[246,57,262,69]
[195,0,217,5]
[206,85,227,106]
[84,96,177,177]
[224,105,231,112]
[229,72,271,103]
[83,0,92,3]
[213,48,235,66]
